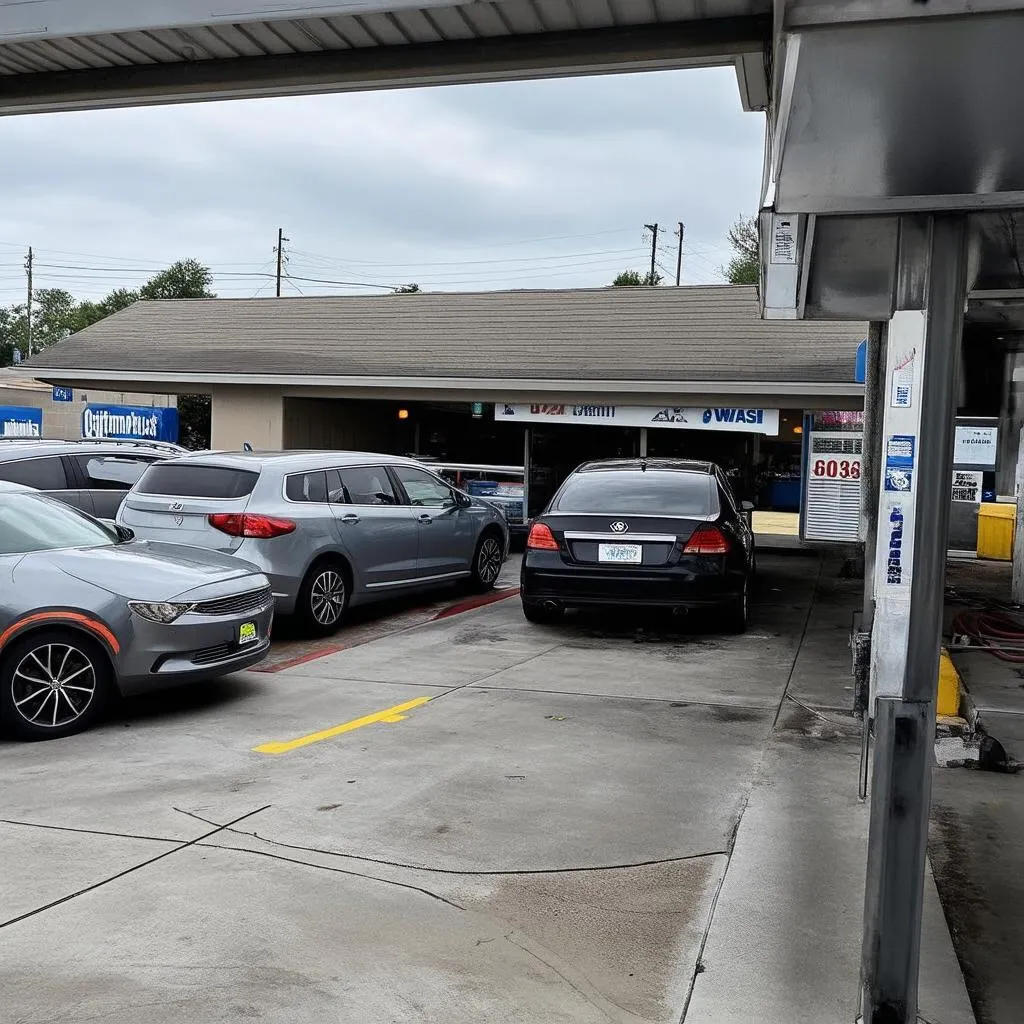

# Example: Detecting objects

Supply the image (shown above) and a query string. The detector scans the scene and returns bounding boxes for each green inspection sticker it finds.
[239,622,258,645]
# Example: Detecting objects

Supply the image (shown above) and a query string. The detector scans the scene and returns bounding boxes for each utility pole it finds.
[274,228,289,297]
[644,223,658,284]
[24,246,33,358]
[675,222,685,286]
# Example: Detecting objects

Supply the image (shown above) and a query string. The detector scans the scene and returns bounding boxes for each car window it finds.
[285,471,328,503]
[135,463,259,499]
[334,466,398,506]
[391,465,456,508]
[0,493,114,554]
[76,454,157,490]
[0,456,68,490]
[551,469,716,517]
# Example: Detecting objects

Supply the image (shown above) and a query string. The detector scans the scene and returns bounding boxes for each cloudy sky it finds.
[0,66,764,306]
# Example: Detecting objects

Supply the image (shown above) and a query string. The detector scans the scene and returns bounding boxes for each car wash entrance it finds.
[500,403,797,518]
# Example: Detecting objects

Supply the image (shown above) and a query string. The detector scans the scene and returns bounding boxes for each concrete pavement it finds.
[0,553,974,1023]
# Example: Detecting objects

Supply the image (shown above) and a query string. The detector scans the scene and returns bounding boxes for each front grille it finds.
[191,642,236,666]
[194,587,272,617]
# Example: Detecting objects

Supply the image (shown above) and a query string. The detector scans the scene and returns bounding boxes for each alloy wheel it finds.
[11,643,97,730]
[477,537,503,584]
[311,570,346,626]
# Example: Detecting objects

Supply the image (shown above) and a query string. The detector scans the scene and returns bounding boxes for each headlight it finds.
[128,601,196,624]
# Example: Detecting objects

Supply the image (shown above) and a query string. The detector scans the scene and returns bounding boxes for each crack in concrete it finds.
[0,804,270,932]
[177,806,731,877]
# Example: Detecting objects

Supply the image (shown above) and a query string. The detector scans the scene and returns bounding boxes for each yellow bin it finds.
[977,502,1015,561]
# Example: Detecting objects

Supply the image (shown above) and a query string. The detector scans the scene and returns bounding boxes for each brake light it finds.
[208,513,296,539]
[527,522,560,551]
[684,526,730,555]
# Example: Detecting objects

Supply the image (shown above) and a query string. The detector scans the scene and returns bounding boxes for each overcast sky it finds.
[0,67,764,306]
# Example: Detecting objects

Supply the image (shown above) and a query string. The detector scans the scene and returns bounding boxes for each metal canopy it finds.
[0,0,771,114]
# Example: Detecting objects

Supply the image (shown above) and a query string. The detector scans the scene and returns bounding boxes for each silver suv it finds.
[117,451,510,634]
[0,438,187,518]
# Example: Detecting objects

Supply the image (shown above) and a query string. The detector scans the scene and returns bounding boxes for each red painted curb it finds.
[254,643,346,674]
[432,587,520,621]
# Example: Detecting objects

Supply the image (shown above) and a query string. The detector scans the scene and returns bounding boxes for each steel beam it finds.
[861,215,967,1024]
[0,18,769,116]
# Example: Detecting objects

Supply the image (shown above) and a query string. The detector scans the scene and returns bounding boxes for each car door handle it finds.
[418,513,433,524]
[339,514,360,524]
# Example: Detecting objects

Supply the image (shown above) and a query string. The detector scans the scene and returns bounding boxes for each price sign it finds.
[810,457,862,481]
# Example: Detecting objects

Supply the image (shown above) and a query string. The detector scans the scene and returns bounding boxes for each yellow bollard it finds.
[937,649,962,718]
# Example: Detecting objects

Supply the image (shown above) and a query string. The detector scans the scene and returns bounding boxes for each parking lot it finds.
[0,551,974,1024]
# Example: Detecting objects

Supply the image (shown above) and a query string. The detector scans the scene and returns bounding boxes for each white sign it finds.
[890,347,917,408]
[951,470,983,503]
[770,216,797,264]
[953,425,997,467]
[496,403,780,435]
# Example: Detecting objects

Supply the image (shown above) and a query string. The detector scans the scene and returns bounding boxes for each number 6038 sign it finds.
[811,458,861,480]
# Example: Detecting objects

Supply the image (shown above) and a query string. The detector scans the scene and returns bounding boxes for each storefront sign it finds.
[82,404,178,442]
[951,470,983,503]
[953,425,997,467]
[496,403,780,435]
[0,406,42,438]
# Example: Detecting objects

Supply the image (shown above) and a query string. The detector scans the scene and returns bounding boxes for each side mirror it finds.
[101,520,135,542]
[456,491,473,508]
[741,501,755,512]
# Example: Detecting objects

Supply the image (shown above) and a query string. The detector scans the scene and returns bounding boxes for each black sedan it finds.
[521,459,755,632]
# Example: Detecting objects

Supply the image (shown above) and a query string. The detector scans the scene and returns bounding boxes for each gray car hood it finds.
[16,541,261,603]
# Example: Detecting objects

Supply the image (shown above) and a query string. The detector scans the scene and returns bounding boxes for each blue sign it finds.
[855,339,867,383]
[885,435,916,470]
[0,406,43,438]
[886,506,906,585]
[52,386,73,403]
[82,405,179,443]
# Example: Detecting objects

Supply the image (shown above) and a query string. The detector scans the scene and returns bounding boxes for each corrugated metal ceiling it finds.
[0,1,768,76]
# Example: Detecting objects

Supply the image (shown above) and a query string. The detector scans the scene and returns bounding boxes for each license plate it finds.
[598,543,642,564]
[238,622,258,645]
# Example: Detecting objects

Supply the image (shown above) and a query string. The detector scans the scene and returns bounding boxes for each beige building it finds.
[0,368,176,440]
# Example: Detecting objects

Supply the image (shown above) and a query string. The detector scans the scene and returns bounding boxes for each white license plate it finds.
[239,621,258,645]
[598,543,642,564]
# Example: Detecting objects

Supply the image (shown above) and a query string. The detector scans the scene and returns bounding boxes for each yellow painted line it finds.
[253,696,432,755]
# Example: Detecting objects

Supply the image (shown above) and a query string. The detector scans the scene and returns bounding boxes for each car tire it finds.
[0,629,112,741]
[297,560,350,636]
[725,578,750,635]
[470,532,504,592]
[522,601,563,625]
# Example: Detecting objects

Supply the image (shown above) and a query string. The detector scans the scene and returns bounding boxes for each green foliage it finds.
[724,215,760,285]
[0,258,215,448]
[612,269,663,286]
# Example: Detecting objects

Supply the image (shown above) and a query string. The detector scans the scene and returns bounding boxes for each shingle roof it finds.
[26,285,866,384]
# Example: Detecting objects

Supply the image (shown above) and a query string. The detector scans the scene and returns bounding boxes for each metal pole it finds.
[861,215,967,1024]
[1012,423,1024,604]
[675,222,684,286]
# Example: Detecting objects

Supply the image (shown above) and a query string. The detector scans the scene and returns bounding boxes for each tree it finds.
[724,215,760,285]
[0,258,217,447]
[612,269,663,286]
[395,283,421,294]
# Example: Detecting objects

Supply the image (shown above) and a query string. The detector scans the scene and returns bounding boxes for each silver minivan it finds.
[117,451,510,634]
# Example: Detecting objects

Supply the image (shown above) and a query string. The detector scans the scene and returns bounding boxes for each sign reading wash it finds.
[0,406,43,438]
[82,405,179,443]
[496,403,779,435]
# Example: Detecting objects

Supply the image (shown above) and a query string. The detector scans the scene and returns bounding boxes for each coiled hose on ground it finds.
[950,609,1024,663]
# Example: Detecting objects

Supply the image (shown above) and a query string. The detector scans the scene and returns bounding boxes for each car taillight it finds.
[208,513,296,539]
[527,522,560,551]
[683,526,730,555]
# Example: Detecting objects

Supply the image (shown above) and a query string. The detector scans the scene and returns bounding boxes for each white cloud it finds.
[0,66,765,303]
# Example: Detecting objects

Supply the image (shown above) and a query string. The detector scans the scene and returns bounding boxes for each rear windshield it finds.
[551,470,716,517]
[134,463,259,499]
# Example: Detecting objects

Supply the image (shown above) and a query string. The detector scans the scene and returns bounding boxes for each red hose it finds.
[950,610,1024,663]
